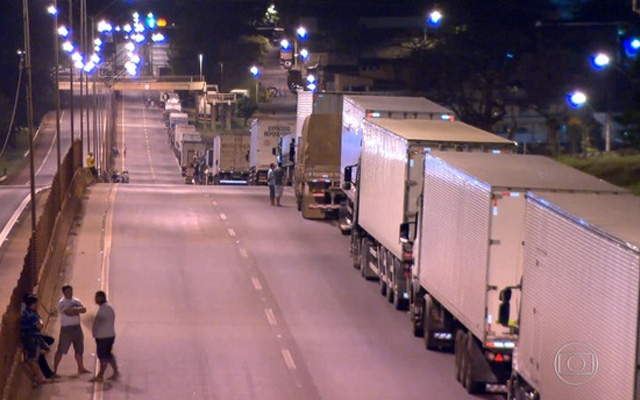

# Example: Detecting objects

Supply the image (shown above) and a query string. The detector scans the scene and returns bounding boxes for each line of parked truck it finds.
[254,91,639,399]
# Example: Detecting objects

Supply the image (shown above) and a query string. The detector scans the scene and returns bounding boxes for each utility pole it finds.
[84,0,91,158]
[22,0,38,283]
[79,0,84,159]
[53,0,63,202]
[69,0,75,147]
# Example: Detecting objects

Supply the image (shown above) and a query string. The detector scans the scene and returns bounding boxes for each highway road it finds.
[31,91,499,400]
[0,108,76,248]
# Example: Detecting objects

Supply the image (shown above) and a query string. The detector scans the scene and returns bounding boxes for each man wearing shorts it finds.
[54,285,90,376]
[90,291,119,382]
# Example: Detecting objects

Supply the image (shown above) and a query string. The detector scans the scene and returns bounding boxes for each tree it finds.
[236,96,258,127]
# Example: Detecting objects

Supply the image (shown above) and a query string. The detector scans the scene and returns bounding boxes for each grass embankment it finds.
[558,154,640,195]
[0,131,30,181]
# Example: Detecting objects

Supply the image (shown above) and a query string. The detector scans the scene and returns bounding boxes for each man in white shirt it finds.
[90,290,119,382]
[53,285,90,376]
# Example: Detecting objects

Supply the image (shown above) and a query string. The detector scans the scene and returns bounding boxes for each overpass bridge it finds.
[58,75,206,92]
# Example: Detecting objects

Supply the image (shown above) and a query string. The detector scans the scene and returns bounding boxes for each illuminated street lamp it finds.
[424,9,443,41]
[299,48,309,61]
[62,40,74,53]
[47,5,57,15]
[428,10,443,26]
[297,26,308,41]
[591,53,610,69]
[58,25,69,37]
[198,53,203,81]
[567,91,587,108]
[250,65,260,102]
[280,39,290,50]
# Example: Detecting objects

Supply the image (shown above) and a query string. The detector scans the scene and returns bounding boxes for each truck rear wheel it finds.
[454,331,465,382]
[411,300,424,337]
[394,287,408,310]
[423,295,438,350]
[462,334,484,394]
[380,278,387,297]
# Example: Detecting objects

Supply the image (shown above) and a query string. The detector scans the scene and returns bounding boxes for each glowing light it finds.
[300,48,309,60]
[428,10,443,26]
[132,12,140,22]
[97,20,113,33]
[297,26,307,40]
[83,61,95,73]
[157,18,167,27]
[62,41,74,53]
[123,24,132,33]
[567,91,587,108]
[591,53,610,69]
[146,13,156,28]
[47,5,57,15]
[94,45,101,52]
[306,74,316,84]
[58,26,69,37]
[74,60,84,69]
[306,83,316,91]
[151,33,165,42]
[249,65,260,77]
[125,42,135,51]
[115,26,121,32]
[90,53,100,63]
[130,54,141,64]
[71,52,83,62]
[131,33,145,43]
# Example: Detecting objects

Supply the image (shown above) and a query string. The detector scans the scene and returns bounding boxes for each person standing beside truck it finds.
[274,162,285,206]
[267,163,276,206]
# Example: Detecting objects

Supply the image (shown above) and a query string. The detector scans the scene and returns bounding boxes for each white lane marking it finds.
[34,111,66,177]
[265,308,277,326]
[282,349,297,370]
[93,184,117,400]
[227,228,236,237]
[0,186,49,248]
[23,126,42,157]
[239,248,248,258]
[212,201,218,206]
[251,277,262,291]
[219,213,227,220]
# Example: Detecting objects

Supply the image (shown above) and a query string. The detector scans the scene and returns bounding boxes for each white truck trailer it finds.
[339,95,454,233]
[249,118,295,185]
[411,152,625,395]
[508,191,639,400]
[350,119,515,311]
[211,133,251,184]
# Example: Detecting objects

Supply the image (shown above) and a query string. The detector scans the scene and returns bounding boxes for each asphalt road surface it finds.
[0,107,76,247]
[44,91,498,399]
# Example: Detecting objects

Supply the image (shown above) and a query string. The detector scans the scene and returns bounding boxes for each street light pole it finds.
[69,0,75,147]
[22,0,38,283]
[50,1,63,203]
[199,53,203,81]
[219,61,224,91]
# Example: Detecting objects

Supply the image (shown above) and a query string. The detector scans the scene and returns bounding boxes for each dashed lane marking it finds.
[282,349,297,370]
[265,308,277,326]
[239,248,248,258]
[227,228,236,237]
[251,277,263,291]
[220,213,227,220]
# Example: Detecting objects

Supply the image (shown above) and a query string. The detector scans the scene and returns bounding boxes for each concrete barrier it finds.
[0,141,91,399]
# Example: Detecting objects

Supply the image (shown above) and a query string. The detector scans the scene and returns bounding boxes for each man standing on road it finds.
[53,285,90,376]
[90,291,119,382]
[267,163,276,206]
[274,162,285,206]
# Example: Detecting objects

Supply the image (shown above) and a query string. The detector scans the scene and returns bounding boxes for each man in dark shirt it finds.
[20,295,48,385]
